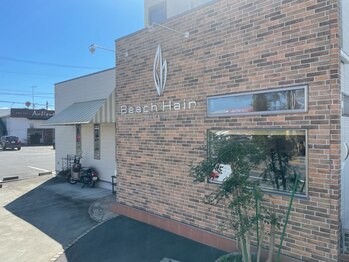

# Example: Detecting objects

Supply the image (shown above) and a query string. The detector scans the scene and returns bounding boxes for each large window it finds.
[94,124,100,160]
[148,1,167,25]
[207,85,307,117]
[208,129,307,196]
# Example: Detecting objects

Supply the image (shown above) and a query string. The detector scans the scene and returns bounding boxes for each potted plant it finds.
[190,133,299,262]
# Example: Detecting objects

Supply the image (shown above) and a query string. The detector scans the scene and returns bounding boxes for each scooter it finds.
[67,156,98,188]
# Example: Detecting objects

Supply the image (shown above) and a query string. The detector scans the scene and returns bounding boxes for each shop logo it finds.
[153,45,167,96]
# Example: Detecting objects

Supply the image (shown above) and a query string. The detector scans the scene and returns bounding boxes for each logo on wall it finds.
[153,45,167,96]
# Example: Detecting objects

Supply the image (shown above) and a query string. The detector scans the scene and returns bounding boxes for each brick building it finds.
[112,0,349,261]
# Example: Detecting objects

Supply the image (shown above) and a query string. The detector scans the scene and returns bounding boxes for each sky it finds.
[0,0,144,110]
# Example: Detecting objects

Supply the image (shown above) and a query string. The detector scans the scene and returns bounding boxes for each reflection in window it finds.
[76,125,81,156]
[148,1,167,25]
[94,124,100,160]
[343,93,349,116]
[208,129,307,196]
[207,86,307,117]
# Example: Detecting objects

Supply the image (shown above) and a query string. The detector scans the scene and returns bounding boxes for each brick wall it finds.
[115,0,341,261]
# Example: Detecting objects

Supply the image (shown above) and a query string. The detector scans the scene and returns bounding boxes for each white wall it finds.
[343,0,349,54]
[81,124,116,189]
[55,68,115,113]
[342,61,349,230]
[55,125,76,172]
[54,68,116,190]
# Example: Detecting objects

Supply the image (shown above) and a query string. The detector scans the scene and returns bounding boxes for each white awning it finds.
[44,90,116,126]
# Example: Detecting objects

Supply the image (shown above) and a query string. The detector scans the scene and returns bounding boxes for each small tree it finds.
[190,134,298,262]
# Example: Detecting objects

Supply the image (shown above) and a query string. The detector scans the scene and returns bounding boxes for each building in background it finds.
[45,68,116,189]
[0,108,55,145]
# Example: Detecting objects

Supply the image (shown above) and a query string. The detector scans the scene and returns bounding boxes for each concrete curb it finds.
[38,171,52,176]
[0,172,55,184]
[2,176,19,181]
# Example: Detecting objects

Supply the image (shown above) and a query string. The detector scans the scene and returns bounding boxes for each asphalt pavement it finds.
[0,146,55,181]
[1,174,227,262]
[56,216,226,262]
[0,175,111,262]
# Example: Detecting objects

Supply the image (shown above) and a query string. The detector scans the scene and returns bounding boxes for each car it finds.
[0,136,21,150]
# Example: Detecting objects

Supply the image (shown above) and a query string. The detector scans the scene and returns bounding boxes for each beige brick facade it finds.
[114,0,342,261]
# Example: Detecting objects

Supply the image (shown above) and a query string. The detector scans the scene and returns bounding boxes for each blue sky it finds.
[0,0,144,109]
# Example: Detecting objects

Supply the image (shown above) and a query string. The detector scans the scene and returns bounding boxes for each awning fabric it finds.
[44,90,116,126]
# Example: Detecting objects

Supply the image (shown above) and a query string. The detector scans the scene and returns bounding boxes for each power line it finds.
[0,100,54,107]
[0,88,54,95]
[0,92,53,98]
[0,70,76,78]
[0,56,105,70]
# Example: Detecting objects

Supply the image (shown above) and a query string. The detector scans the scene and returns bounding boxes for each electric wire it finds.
[0,56,104,70]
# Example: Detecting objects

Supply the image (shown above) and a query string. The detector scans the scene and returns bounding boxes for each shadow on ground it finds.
[4,177,226,262]
[4,176,108,248]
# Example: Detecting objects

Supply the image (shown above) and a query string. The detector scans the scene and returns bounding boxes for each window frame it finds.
[94,124,100,160]
[76,124,81,156]
[207,85,308,117]
[207,129,308,198]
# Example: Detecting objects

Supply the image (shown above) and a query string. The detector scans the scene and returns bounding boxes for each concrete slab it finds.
[0,176,112,262]
[42,177,112,201]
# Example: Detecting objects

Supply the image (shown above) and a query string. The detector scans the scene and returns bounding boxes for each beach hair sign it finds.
[119,44,198,115]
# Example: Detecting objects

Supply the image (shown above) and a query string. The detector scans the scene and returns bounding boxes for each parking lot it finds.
[0,146,55,181]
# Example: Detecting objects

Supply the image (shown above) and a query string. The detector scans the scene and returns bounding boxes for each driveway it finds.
[0,176,111,262]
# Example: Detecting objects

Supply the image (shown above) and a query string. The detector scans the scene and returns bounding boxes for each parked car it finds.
[0,136,21,150]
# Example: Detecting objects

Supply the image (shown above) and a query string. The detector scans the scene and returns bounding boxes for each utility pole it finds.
[31,85,36,110]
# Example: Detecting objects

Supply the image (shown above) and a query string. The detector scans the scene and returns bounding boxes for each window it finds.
[342,62,349,116]
[207,85,307,117]
[94,124,100,160]
[208,129,307,196]
[76,125,81,156]
[343,94,349,116]
[148,1,167,25]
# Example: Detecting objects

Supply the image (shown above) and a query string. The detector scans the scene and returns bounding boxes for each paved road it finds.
[0,176,111,262]
[57,216,226,262]
[0,146,55,181]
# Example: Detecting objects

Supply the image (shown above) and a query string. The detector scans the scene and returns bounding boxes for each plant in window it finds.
[190,133,298,262]
[251,135,299,192]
